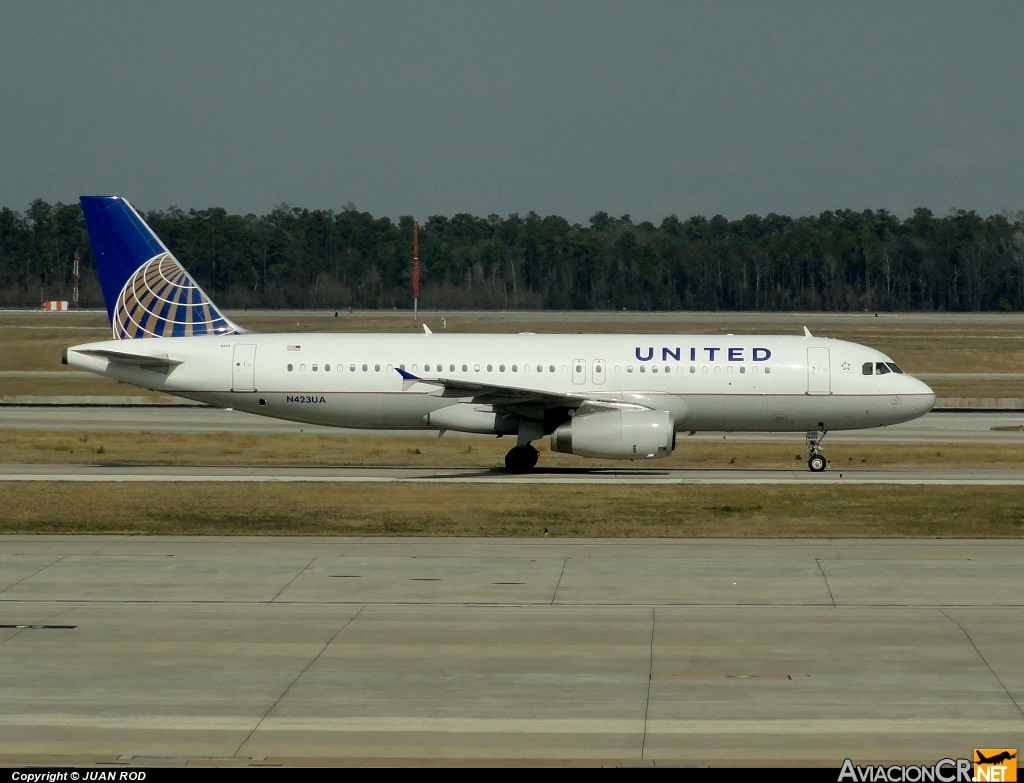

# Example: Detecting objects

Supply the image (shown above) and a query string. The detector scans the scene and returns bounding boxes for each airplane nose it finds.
[909,377,936,416]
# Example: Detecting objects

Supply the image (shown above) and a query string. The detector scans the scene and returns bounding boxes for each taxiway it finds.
[1,536,1021,767]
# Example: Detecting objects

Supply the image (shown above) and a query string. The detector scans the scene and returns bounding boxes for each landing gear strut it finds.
[806,426,828,472]
[505,444,539,473]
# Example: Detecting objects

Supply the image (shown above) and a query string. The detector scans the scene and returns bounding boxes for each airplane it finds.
[976,751,1016,765]
[63,195,936,473]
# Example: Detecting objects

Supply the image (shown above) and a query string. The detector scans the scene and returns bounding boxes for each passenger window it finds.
[690,366,696,374]
[876,362,890,375]
[862,362,873,375]
[500,364,506,372]
[487,364,493,372]
[512,364,518,372]
[312,364,318,372]
[450,364,455,372]
[375,364,380,372]
[765,367,771,374]
[325,364,331,372]
[350,364,356,372]
[300,364,306,372]
[537,365,543,372]
[740,366,746,374]
[287,363,293,372]
[462,364,468,372]
[362,364,368,372]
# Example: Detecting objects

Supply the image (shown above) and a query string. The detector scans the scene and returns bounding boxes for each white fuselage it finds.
[65,331,936,434]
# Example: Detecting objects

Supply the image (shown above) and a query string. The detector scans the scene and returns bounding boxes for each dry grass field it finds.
[3,481,1022,537]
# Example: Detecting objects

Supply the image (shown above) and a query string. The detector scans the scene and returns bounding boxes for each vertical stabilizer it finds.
[79,195,241,339]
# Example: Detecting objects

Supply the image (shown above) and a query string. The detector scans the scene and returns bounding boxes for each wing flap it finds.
[393,368,650,416]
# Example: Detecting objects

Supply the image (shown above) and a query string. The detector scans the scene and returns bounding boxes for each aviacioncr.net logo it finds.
[838,758,973,782]
[974,749,1017,783]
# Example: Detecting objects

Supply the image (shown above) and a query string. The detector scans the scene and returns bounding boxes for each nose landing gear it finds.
[806,426,828,472]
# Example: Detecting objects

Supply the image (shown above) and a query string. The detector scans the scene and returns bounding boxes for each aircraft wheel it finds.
[505,444,539,473]
[808,454,827,472]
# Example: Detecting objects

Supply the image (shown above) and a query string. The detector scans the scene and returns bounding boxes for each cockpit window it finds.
[862,362,873,375]
[875,362,890,375]
[886,362,905,374]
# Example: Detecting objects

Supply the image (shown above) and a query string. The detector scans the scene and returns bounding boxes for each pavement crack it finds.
[234,606,364,757]
[549,558,570,605]
[269,557,317,603]
[815,558,837,607]
[0,555,69,598]
[940,609,1024,722]
[641,607,655,761]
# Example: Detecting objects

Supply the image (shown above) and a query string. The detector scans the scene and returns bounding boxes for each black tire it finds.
[808,454,827,472]
[505,444,539,473]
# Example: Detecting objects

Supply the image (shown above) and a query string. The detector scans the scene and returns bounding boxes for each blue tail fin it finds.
[80,196,241,339]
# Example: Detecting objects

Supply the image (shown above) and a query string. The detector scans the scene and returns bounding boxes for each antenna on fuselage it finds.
[803,326,813,337]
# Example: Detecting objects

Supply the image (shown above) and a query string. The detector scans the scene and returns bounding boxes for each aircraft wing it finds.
[395,368,650,417]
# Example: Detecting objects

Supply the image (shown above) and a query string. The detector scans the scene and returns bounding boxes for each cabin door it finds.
[232,344,257,392]
[806,347,831,395]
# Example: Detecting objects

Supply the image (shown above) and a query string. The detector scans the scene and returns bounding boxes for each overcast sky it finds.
[3,1,1022,223]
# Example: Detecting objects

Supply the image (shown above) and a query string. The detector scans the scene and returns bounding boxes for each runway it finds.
[3,405,1024,442]
[1,536,1021,767]
[2,462,1024,485]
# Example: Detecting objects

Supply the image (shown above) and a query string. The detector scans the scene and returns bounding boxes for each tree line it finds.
[2,198,1023,312]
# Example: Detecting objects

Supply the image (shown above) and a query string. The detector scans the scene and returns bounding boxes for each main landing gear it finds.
[505,420,543,473]
[806,426,828,472]
[505,444,539,473]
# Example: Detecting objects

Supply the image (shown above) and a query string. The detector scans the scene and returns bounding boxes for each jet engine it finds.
[549,409,675,460]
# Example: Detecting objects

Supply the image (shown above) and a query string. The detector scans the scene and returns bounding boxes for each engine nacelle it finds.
[550,409,675,460]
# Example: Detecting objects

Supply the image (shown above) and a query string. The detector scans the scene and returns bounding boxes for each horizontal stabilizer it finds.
[75,348,183,369]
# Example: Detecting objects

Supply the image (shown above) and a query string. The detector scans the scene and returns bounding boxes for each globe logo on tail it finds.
[113,252,238,339]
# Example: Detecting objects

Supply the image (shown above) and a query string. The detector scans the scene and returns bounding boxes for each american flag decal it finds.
[287,345,302,351]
